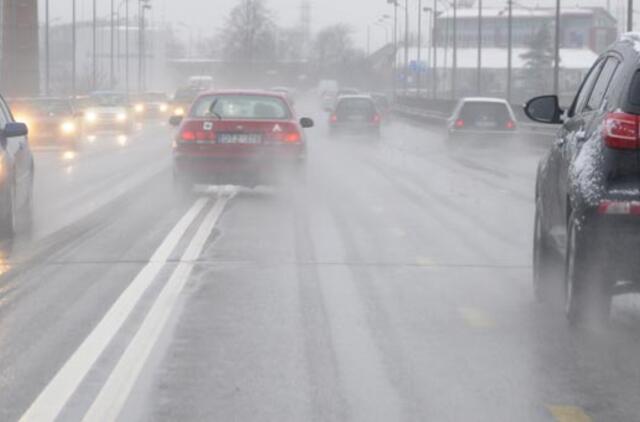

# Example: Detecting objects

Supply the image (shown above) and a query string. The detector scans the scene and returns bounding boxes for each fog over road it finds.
[1,100,639,422]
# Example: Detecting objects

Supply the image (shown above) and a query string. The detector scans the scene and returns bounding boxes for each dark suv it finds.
[527,34,640,326]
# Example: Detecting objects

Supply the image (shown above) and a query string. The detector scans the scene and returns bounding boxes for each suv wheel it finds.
[565,218,611,327]
[533,207,562,304]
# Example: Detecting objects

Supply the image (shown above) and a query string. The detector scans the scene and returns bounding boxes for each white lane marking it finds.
[19,197,209,422]
[82,189,234,422]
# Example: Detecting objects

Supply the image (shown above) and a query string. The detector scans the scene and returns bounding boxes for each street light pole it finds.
[72,0,76,97]
[126,0,130,97]
[388,0,399,98]
[404,0,410,93]
[111,0,115,89]
[432,0,438,99]
[507,0,512,102]
[477,0,482,95]
[45,0,50,96]
[417,0,423,95]
[93,0,97,90]
[628,0,633,31]
[452,0,457,99]
[553,0,561,97]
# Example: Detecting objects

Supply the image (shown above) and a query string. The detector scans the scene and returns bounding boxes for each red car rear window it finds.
[191,95,291,120]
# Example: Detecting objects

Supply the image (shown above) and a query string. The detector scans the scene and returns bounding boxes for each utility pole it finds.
[553,0,561,97]
[111,0,115,89]
[139,0,143,92]
[432,0,438,99]
[452,0,457,99]
[507,0,512,102]
[45,0,50,96]
[417,0,423,95]
[477,0,482,95]
[93,0,97,90]
[404,0,410,93]
[72,0,76,97]
[389,0,399,98]
[126,0,130,96]
[628,0,634,31]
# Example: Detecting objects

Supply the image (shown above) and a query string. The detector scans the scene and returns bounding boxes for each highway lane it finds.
[2,110,640,421]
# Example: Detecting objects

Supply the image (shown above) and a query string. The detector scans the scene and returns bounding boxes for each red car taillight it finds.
[598,200,640,215]
[265,123,303,144]
[603,112,640,149]
[506,120,516,130]
[454,119,465,128]
[372,113,381,124]
[178,121,216,143]
[330,114,338,123]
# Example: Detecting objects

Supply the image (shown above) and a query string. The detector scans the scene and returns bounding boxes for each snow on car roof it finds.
[459,97,509,104]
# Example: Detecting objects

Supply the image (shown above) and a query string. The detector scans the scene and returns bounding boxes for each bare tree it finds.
[220,0,276,63]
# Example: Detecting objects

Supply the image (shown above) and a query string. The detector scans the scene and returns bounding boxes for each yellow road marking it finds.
[458,307,494,328]
[547,405,592,422]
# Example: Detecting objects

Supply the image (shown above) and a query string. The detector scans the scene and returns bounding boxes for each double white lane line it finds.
[20,189,234,422]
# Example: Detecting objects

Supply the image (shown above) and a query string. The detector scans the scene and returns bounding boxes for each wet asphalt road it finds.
[1,104,640,422]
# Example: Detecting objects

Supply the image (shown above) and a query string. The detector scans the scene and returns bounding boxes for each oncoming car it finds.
[329,95,381,138]
[447,97,518,143]
[84,91,133,135]
[9,97,81,149]
[170,90,314,191]
[132,92,170,119]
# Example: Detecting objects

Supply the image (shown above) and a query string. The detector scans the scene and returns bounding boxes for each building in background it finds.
[1,0,40,96]
[435,7,617,54]
[45,20,168,96]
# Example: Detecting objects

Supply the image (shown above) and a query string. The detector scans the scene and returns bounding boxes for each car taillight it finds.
[506,120,516,130]
[178,121,216,143]
[603,112,640,149]
[330,114,338,123]
[598,200,640,215]
[372,113,381,124]
[455,119,465,128]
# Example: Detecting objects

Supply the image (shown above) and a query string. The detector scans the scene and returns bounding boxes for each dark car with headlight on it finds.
[132,92,170,120]
[9,97,81,150]
[83,91,133,135]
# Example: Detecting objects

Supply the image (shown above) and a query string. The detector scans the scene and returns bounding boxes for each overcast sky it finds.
[43,0,622,50]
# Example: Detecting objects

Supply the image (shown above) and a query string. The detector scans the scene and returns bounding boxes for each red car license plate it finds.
[217,133,262,144]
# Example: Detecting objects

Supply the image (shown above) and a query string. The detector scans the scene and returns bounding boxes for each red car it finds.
[170,90,314,191]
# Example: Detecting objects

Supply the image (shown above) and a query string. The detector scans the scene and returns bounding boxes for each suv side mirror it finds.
[300,117,314,128]
[3,122,28,138]
[169,115,183,127]
[524,95,563,124]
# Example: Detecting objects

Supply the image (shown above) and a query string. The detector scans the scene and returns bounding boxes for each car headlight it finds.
[61,121,76,134]
[160,103,169,112]
[174,107,185,116]
[134,103,145,113]
[116,112,128,122]
[86,111,98,122]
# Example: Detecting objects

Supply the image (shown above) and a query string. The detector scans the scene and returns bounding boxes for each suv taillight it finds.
[603,112,640,149]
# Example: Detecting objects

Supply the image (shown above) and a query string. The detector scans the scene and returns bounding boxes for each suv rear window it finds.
[191,95,291,120]
[629,71,640,106]
[458,102,511,128]
[336,98,376,117]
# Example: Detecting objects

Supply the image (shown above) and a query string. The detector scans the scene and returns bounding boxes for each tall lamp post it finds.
[507,0,512,102]
[432,0,438,99]
[111,0,115,89]
[553,0,561,97]
[477,0,482,95]
[417,0,423,95]
[139,0,152,93]
[126,0,130,97]
[93,0,97,90]
[451,0,457,99]
[387,0,399,97]
[628,0,634,31]
[404,0,410,93]
[72,0,76,97]
[45,0,50,96]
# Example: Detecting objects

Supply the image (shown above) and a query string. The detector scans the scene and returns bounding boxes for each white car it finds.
[447,97,518,142]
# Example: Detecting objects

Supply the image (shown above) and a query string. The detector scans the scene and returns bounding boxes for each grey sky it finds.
[44,0,620,50]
